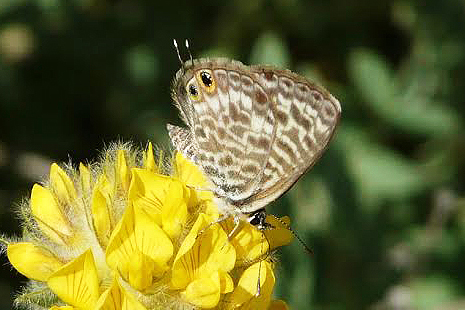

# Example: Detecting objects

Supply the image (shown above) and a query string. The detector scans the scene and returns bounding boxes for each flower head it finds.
[3,142,292,309]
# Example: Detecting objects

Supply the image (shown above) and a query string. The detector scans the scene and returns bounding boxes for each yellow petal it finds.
[30,184,72,244]
[173,152,209,189]
[268,300,289,310]
[91,188,111,247]
[50,163,77,205]
[91,176,113,247]
[127,248,160,291]
[116,150,131,192]
[50,306,75,310]
[223,216,293,265]
[173,153,215,199]
[160,181,189,239]
[95,278,122,310]
[122,290,147,310]
[106,204,173,291]
[171,213,236,290]
[129,169,190,239]
[226,261,275,310]
[7,242,62,281]
[264,216,293,249]
[79,163,92,198]
[182,271,221,309]
[143,142,157,173]
[95,174,114,199]
[47,249,100,309]
[128,169,167,217]
[219,271,234,294]
[95,277,147,310]
[221,218,269,265]
[203,200,220,219]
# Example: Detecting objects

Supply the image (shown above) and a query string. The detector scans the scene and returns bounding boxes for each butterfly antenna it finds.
[185,39,193,65]
[269,214,314,256]
[173,39,183,65]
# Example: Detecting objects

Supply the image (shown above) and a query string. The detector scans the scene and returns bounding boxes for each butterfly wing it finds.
[166,123,198,163]
[239,67,341,212]
[172,58,276,204]
[171,58,341,213]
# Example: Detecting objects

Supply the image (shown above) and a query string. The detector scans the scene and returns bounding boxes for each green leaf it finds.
[348,48,461,136]
[336,125,427,212]
[410,276,461,310]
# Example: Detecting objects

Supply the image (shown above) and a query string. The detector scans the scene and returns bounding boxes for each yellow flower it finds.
[3,142,291,309]
[226,261,276,310]
[171,213,235,308]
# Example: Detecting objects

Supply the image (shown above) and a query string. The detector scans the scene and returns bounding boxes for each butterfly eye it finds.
[197,70,216,93]
[187,82,200,101]
[189,84,198,96]
[200,71,212,87]
[249,215,261,226]
[248,210,268,229]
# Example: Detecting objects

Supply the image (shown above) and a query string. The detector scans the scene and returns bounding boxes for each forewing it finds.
[241,68,341,212]
[187,60,276,202]
[171,58,341,212]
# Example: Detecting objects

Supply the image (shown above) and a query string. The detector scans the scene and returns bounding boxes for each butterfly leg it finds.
[195,214,230,241]
[227,216,246,240]
[185,183,212,192]
[220,215,246,250]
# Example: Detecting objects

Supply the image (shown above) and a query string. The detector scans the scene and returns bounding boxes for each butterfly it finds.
[167,41,341,234]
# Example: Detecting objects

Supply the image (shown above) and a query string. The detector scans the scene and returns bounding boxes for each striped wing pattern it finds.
[169,58,341,214]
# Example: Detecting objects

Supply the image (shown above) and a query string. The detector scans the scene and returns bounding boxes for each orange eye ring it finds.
[197,70,216,93]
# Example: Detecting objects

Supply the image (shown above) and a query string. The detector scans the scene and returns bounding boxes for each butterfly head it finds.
[171,59,223,129]
[174,64,217,99]
[185,69,217,100]
[247,209,274,231]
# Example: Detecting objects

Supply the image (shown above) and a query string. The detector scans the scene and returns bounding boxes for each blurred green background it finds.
[1,0,464,309]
